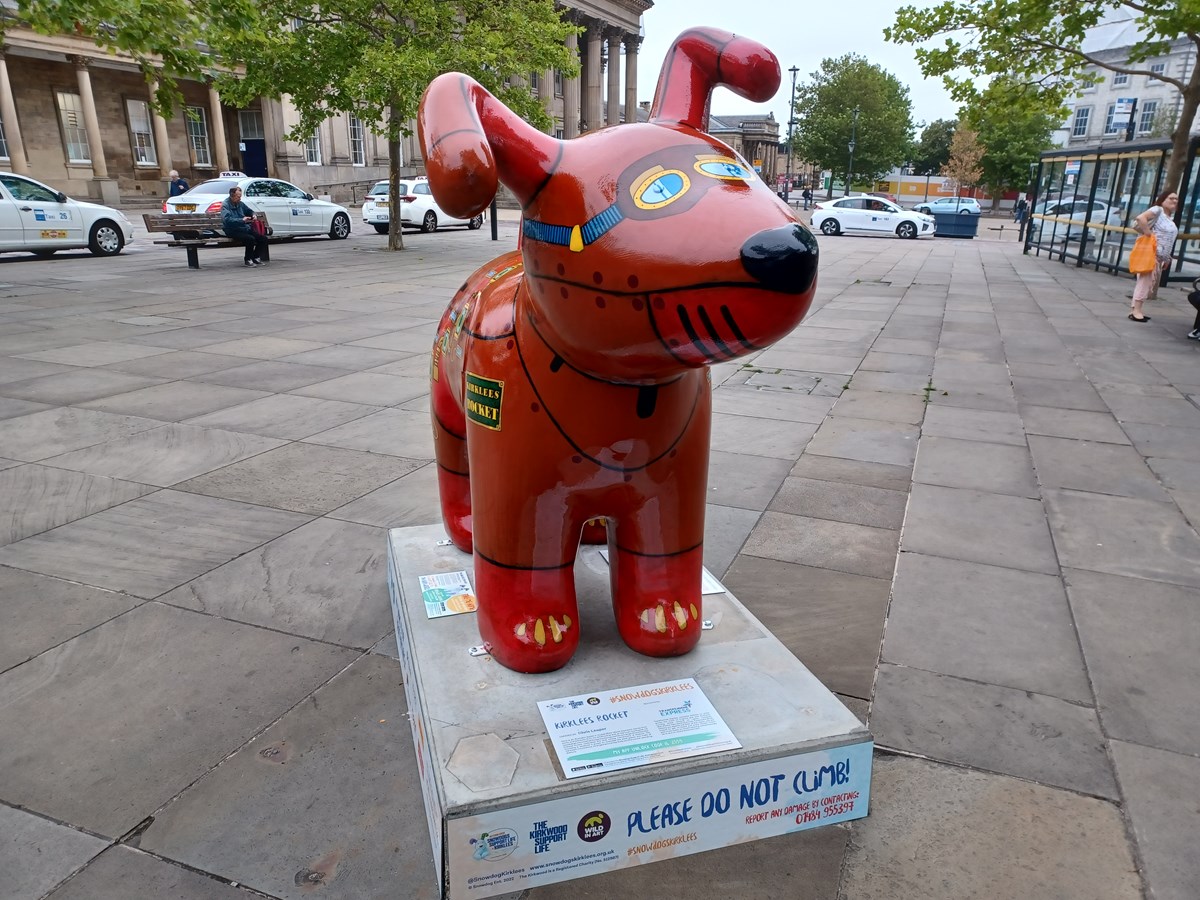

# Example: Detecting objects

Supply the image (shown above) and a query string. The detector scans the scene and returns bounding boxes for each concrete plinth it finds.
[387,524,872,899]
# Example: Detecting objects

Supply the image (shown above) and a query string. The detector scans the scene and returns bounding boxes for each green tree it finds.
[15,0,576,250]
[886,0,1200,193]
[960,78,1061,197]
[910,118,956,175]
[792,54,914,195]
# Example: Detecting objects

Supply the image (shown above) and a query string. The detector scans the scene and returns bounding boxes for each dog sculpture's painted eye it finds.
[694,156,752,181]
[631,167,691,210]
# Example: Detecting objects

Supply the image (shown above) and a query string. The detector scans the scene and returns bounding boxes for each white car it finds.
[811,195,935,239]
[163,172,351,239]
[362,178,484,234]
[912,197,983,215]
[0,172,133,257]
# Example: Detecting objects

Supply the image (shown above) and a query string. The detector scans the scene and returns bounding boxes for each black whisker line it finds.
[677,306,717,362]
[720,305,757,352]
[696,305,734,358]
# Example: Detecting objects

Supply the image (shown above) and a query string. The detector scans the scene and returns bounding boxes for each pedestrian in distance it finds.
[221,186,268,267]
[802,187,813,210]
[1013,195,1027,224]
[169,170,189,196]
[1128,189,1179,322]
[1186,279,1200,341]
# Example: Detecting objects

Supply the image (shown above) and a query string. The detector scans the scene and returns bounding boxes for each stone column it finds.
[563,31,580,139]
[0,50,30,174]
[540,67,555,130]
[606,28,621,126]
[148,76,173,177]
[584,22,603,132]
[70,56,107,177]
[624,35,641,125]
[207,82,230,171]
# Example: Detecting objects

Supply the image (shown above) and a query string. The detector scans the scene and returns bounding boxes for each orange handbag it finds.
[1128,234,1157,274]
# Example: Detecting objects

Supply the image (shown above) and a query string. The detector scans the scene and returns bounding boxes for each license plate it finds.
[175,204,196,212]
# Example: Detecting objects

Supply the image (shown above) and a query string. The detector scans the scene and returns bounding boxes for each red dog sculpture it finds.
[418,27,818,673]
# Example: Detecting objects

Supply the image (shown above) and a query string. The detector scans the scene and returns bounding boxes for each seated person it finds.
[220,186,268,267]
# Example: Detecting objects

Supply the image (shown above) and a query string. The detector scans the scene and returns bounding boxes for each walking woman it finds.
[1129,189,1179,322]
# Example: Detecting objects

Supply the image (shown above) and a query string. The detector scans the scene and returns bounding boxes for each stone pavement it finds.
[1,215,1198,900]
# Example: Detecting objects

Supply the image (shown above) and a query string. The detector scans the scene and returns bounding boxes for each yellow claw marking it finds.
[690,603,699,620]
[515,623,526,638]
[673,601,688,630]
[654,606,667,633]
[534,618,546,646]
[562,615,572,629]
[640,609,651,626]
[549,616,563,643]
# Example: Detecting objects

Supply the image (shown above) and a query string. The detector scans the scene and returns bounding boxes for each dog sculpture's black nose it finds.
[740,224,819,294]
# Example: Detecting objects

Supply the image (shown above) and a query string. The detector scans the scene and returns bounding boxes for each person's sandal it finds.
[1128,313,1150,322]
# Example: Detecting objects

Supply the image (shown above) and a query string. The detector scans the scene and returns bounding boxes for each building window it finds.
[1072,107,1091,138]
[1104,103,1121,135]
[554,69,563,97]
[1150,62,1166,77]
[530,71,540,92]
[55,91,91,163]
[1139,100,1158,134]
[126,99,157,166]
[0,118,8,160]
[238,109,264,140]
[348,114,365,165]
[186,106,212,167]
[305,133,321,165]
[1113,72,1129,86]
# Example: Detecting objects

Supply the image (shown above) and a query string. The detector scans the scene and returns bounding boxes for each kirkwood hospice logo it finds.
[577,811,612,842]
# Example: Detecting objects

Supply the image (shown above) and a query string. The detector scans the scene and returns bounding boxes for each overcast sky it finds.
[633,0,960,131]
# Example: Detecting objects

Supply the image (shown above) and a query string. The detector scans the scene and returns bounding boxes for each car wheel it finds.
[372,223,388,234]
[468,214,483,230]
[32,249,57,258]
[959,209,973,215]
[329,212,351,239]
[422,211,438,233]
[819,218,841,236]
[897,222,918,240]
[88,220,124,256]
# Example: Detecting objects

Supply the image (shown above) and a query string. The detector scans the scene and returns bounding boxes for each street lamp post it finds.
[845,106,859,197]
[785,65,799,206]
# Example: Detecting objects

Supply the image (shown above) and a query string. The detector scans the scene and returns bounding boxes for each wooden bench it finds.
[142,212,276,269]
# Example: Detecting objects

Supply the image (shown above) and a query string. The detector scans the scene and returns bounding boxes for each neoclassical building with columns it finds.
[0,0,652,204]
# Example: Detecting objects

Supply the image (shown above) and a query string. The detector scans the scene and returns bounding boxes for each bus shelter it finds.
[1026,136,1200,284]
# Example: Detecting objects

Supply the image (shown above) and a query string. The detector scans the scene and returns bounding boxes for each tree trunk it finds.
[1164,81,1200,194]
[387,101,405,252]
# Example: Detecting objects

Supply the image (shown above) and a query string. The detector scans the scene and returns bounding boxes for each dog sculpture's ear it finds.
[650,27,780,132]
[418,74,562,218]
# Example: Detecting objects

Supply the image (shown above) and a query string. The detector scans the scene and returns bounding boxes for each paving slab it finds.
[703,449,794,511]
[838,755,1140,900]
[185,393,382,440]
[302,407,436,458]
[0,490,309,598]
[920,405,1027,446]
[1097,389,1200,429]
[0,602,356,837]
[902,483,1059,575]
[0,464,155,546]
[100,350,255,379]
[194,336,327,360]
[190,359,353,392]
[1065,567,1200,755]
[290,371,430,406]
[0,407,163,462]
[803,416,919,468]
[328,461,441,528]
[1011,375,1109,411]
[912,435,1039,498]
[789,453,914,492]
[723,554,890,700]
[884,553,1090,700]
[176,442,421,515]
[1,805,107,898]
[1019,404,1133,444]
[710,412,818,459]
[1121,421,1200,461]
[1028,434,1170,501]
[1044,488,1200,587]
[1110,740,1200,900]
[829,388,927,424]
[870,665,1117,798]
[0,356,76,385]
[769,475,908,530]
[742,510,899,580]
[0,368,166,405]
[78,381,270,421]
[42,422,284,487]
[700,502,761,579]
[159,518,391,648]
[0,396,50,420]
[136,654,428,900]
[45,846,259,899]
[278,344,413,370]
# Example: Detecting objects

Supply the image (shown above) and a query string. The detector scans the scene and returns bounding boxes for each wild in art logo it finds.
[577,811,612,842]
